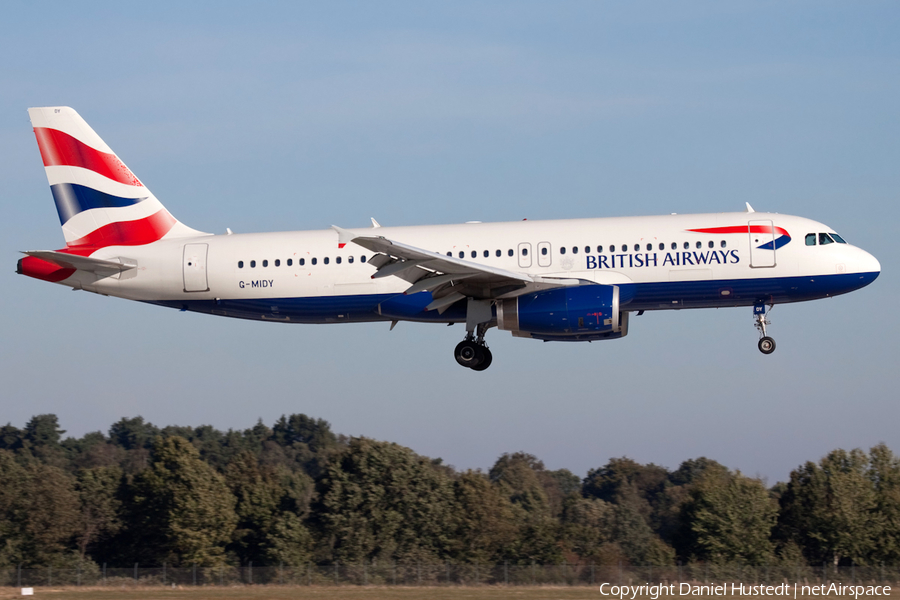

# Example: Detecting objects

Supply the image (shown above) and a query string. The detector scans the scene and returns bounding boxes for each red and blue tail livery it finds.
[18,107,880,369]
[27,107,202,250]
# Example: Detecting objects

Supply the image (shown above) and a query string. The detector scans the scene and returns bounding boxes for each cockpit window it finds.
[805,233,816,246]
[819,233,835,245]
[831,233,847,244]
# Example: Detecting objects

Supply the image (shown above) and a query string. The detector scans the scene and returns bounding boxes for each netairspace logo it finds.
[598,583,892,599]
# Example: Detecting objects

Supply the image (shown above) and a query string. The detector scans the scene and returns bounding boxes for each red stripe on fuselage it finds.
[688,225,790,237]
[33,127,143,187]
[64,209,177,255]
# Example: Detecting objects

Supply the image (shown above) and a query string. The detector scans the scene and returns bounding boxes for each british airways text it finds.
[586,250,739,269]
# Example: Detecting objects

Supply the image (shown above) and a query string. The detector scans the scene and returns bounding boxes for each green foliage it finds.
[560,495,612,561]
[0,452,80,566]
[0,450,28,566]
[75,466,123,560]
[778,448,882,565]
[130,436,238,566]
[869,443,900,563]
[225,451,313,565]
[109,416,159,451]
[680,466,777,564]
[316,437,455,563]
[265,512,313,566]
[489,453,563,563]
[451,470,518,562]
[1,413,899,569]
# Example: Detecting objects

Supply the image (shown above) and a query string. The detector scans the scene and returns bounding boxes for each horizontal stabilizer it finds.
[22,250,134,274]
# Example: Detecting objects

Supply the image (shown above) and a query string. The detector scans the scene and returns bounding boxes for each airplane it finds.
[17,107,881,371]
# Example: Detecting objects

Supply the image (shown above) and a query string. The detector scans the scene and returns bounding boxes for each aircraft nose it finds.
[850,247,880,289]
[860,248,881,276]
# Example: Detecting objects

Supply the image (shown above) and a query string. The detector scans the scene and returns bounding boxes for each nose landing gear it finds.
[754,303,776,354]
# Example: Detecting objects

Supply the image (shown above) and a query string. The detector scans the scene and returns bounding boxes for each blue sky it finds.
[1,1,898,483]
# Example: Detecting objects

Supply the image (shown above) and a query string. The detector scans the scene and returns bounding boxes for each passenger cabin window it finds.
[324,257,330,264]
[720,240,727,248]
[495,249,501,257]
[275,259,280,267]
[262,260,268,267]
[508,249,513,257]
[299,258,305,266]
[287,258,292,266]
[597,245,603,253]
[806,234,816,246]
[311,258,317,265]
[483,250,489,258]
[683,242,689,249]
[708,241,714,249]
[620,244,627,252]
[634,244,639,252]
[671,242,677,250]
[560,247,566,255]
[695,241,702,249]
[471,251,477,258]
[541,247,548,255]
[361,256,367,263]
[659,243,664,250]
[250,260,256,268]
[819,233,835,245]
[646,243,652,251]
[572,247,578,254]
[522,247,528,256]
[336,257,341,264]
[585,246,590,253]
[238,261,244,268]
[348,256,354,263]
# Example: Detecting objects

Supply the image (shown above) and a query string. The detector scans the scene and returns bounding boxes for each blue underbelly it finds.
[149,271,877,323]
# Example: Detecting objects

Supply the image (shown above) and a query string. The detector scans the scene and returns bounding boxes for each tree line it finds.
[0,414,897,569]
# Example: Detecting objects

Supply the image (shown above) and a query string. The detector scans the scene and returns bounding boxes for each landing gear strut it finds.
[754,303,776,355]
[455,322,493,371]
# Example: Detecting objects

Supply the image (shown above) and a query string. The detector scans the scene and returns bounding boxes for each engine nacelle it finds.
[496,284,629,341]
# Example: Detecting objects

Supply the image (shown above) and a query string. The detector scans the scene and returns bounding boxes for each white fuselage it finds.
[60,211,879,326]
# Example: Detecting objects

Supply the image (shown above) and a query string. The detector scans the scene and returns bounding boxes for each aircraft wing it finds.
[332,226,581,307]
[22,250,135,275]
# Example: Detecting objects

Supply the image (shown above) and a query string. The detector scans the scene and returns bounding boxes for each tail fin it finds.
[28,107,206,252]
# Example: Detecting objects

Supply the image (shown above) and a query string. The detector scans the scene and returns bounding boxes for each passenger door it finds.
[183,243,209,292]
[748,220,776,268]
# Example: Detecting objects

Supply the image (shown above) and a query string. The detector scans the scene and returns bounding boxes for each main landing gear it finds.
[754,303,776,355]
[455,323,493,371]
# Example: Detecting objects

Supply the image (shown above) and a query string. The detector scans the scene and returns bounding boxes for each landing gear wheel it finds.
[470,347,493,371]
[758,336,776,354]
[455,340,482,368]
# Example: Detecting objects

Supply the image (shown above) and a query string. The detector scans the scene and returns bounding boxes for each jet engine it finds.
[496,284,630,341]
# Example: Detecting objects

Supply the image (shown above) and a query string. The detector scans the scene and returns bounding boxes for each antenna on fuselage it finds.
[745,203,755,213]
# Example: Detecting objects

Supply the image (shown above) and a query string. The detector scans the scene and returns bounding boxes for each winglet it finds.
[745,202,755,213]
[331,225,360,249]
